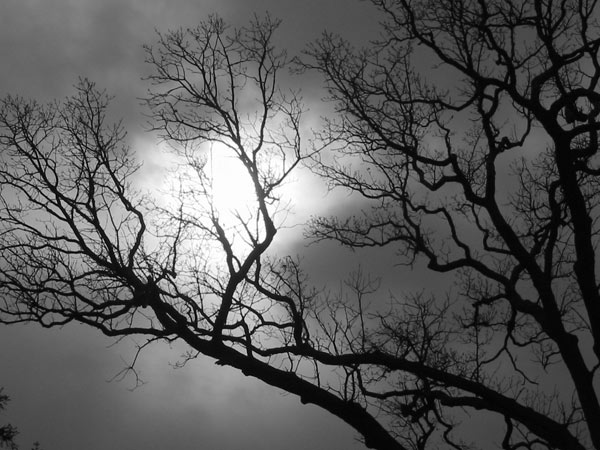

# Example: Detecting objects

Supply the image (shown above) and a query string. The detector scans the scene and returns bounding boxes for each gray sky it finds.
[0,1,389,450]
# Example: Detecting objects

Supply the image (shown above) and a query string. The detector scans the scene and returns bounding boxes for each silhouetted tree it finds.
[302,1,600,448]
[0,390,42,450]
[1,3,599,449]
[0,390,18,450]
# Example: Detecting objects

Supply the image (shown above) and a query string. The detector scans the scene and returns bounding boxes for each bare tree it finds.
[301,0,600,449]
[0,3,599,450]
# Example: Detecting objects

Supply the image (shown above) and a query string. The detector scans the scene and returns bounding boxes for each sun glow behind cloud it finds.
[139,139,258,220]
[137,137,282,270]
[205,143,257,221]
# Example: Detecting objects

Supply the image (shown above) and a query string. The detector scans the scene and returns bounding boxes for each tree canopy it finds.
[0,389,18,450]
[1,2,600,449]
[0,389,41,450]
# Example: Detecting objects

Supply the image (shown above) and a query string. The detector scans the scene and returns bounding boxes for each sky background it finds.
[0,1,397,450]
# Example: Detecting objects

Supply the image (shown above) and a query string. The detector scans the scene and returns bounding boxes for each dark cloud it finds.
[0,0,378,99]
[2,1,133,97]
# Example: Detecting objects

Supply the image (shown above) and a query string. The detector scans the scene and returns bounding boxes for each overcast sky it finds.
[0,1,395,450]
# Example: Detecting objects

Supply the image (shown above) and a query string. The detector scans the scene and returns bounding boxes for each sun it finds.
[139,139,260,229]
[206,144,257,219]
